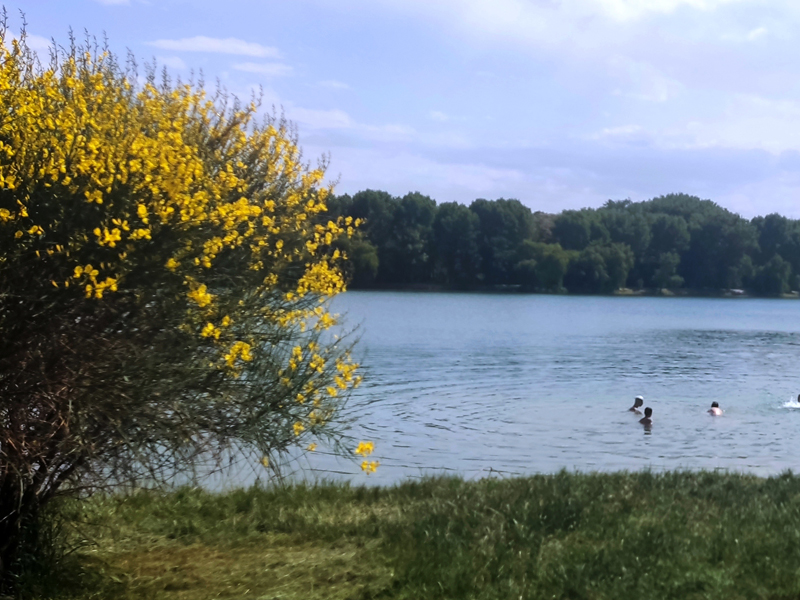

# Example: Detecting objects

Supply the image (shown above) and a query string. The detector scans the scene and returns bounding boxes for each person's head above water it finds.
[644,407,652,417]
[711,401,719,408]
[634,396,644,408]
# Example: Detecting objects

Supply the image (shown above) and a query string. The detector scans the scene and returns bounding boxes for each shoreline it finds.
[347,283,800,299]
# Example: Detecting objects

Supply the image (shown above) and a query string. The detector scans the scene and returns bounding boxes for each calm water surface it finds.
[305,292,800,484]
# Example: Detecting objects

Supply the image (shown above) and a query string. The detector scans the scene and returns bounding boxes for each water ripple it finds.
[301,293,800,484]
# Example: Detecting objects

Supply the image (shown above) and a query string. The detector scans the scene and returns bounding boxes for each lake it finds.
[300,292,800,484]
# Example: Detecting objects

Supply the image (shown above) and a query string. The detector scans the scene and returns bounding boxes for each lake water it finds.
[300,292,800,484]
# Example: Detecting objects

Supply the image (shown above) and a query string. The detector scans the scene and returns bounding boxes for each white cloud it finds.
[233,62,292,76]
[25,34,52,53]
[368,0,761,25]
[290,107,353,129]
[677,94,800,154]
[591,0,749,21]
[289,104,468,147]
[157,56,187,70]
[746,26,768,41]
[319,79,351,90]
[429,110,449,122]
[720,24,771,43]
[361,123,417,142]
[323,146,526,200]
[148,36,279,58]
[7,31,51,54]
[351,0,753,45]
[610,57,683,102]
[591,125,645,140]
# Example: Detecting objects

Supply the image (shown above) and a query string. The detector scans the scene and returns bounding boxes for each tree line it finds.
[327,190,800,296]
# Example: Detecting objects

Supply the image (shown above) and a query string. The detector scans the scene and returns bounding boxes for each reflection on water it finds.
[298,293,800,484]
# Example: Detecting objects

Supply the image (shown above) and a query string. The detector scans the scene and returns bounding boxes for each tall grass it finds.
[18,471,800,599]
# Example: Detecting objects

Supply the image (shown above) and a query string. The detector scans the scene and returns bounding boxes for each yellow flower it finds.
[293,422,305,436]
[307,443,317,452]
[187,284,213,308]
[361,460,379,474]
[224,341,253,367]
[260,456,269,468]
[200,322,218,338]
[354,441,374,457]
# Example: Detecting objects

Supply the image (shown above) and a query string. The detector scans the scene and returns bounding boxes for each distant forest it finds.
[325,191,800,296]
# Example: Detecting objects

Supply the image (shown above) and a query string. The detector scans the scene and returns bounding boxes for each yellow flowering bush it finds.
[0,28,366,584]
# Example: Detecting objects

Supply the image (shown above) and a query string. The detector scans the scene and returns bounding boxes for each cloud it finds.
[25,34,52,52]
[429,110,450,122]
[147,36,279,58]
[94,0,130,4]
[319,80,351,90]
[290,107,353,129]
[157,56,187,70]
[288,106,413,139]
[233,62,292,76]
[7,31,51,54]
[321,146,527,202]
[368,0,753,25]
[610,57,683,102]
[746,26,768,41]
[675,94,800,154]
[591,125,646,142]
[591,0,749,21]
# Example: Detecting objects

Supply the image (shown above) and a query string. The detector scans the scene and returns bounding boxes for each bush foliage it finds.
[0,25,363,588]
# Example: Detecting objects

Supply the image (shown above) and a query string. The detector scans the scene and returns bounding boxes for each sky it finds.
[12,0,800,217]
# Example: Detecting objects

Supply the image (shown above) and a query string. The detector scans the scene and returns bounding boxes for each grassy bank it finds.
[25,471,800,599]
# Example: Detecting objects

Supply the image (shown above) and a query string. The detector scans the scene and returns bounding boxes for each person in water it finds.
[639,407,653,426]
[629,396,644,414]
[708,401,723,416]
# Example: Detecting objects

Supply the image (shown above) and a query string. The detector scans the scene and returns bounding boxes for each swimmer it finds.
[708,401,723,416]
[639,407,653,427]
[629,395,644,414]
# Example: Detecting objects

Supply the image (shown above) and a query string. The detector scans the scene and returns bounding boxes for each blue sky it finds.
[13,0,800,217]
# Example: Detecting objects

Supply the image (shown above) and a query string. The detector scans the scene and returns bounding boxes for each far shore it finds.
[347,283,800,299]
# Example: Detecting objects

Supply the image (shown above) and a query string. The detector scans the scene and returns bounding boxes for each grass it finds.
[21,470,800,599]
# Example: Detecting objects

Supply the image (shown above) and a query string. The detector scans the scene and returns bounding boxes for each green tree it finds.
[340,235,379,287]
[470,198,535,285]
[752,254,792,295]
[652,252,684,289]
[599,204,651,256]
[516,241,571,291]
[432,202,481,286]
[553,210,593,251]
[564,246,608,293]
[563,243,633,293]
[681,215,758,289]
[347,189,397,244]
[381,192,437,283]
[600,243,635,290]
